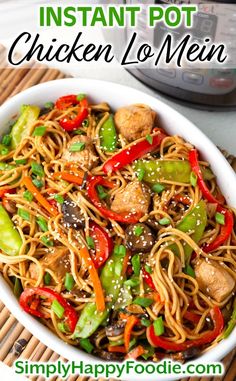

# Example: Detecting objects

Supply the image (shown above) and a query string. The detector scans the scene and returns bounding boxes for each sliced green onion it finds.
[32,178,43,188]
[133,297,153,307]
[158,217,171,226]
[31,162,44,178]
[18,208,30,221]
[44,272,51,285]
[137,168,145,182]
[97,185,108,200]
[44,101,54,109]
[64,273,75,291]
[144,264,152,274]
[0,147,9,155]
[69,142,85,152]
[154,316,165,336]
[82,119,89,128]
[146,134,153,145]
[51,299,64,319]
[190,171,197,187]
[114,244,126,258]
[131,254,140,276]
[134,225,143,237]
[23,190,33,202]
[54,194,64,204]
[124,277,140,288]
[2,134,11,146]
[141,318,151,327]
[184,264,195,278]
[73,129,86,135]
[79,338,94,353]
[76,94,86,101]
[36,216,48,232]
[15,158,27,165]
[152,183,165,194]
[41,236,54,247]
[215,212,225,225]
[33,126,46,137]
[57,322,68,333]
[141,346,155,360]
[129,338,137,350]
[86,236,95,249]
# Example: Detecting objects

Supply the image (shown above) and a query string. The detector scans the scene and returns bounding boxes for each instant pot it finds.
[125,0,236,110]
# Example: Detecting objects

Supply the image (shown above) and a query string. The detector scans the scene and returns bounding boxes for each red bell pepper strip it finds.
[183,311,201,324]
[189,149,221,204]
[59,98,88,131]
[203,205,234,253]
[142,267,156,291]
[147,306,224,352]
[0,188,14,198]
[87,176,143,224]
[103,131,167,174]
[55,94,79,110]
[19,287,78,332]
[89,221,113,268]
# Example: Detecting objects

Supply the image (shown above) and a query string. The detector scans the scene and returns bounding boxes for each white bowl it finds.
[0,78,235,381]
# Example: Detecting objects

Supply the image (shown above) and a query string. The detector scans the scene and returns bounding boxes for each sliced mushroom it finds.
[61,197,85,229]
[105,321,125,338]
[94,349,124,361]
[125,223,155,253]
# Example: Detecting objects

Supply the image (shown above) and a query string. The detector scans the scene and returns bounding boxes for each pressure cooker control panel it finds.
[126,0,236,95]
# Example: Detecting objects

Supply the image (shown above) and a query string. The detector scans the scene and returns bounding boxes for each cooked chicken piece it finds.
[195,259,235,303]
[114,104,156,142]
[111,181,150,215]
[62,135,98,170]
[29,247,70,281]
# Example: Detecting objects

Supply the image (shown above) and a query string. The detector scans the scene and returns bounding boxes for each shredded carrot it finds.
[125,345,145,359]
[122,250,131,276]
[124,315,139,352]
[78,246,105,312]
[22,177,58,217]
[53,171,84,186]
[108,345,126,353]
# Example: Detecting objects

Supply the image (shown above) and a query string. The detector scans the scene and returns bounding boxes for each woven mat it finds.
[0,62,236,381]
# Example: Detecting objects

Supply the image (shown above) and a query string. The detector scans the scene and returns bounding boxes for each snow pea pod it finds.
[134,160,214,184]
[11,105,40,149]
[172,200,207,261]
[73,253,129,338]
[0,204,22,255]
[99,114,117,152]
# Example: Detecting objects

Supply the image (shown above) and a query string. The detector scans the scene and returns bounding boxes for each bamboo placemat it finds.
[0,61,236,381]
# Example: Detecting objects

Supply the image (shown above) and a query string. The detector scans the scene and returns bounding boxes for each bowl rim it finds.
[0,77,235,381]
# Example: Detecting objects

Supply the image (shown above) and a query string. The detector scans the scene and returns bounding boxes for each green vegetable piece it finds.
[0,205,22,256]
[80,338,94,353]
[154,316,165,336]
[0,162,15,171]
[2,134,11,146]
[99,115,117,152]
[41,236,54,247]
[184,264,195,278]
[82,119,89,128]
[152,183,165,194]
[31,162,44,178]
[114,283,132,310]
[69,142,85,152]
[137,168,145,182]
[64,273,75,291]
[73,254,125,338]
[33,126,46,136]
[174,200,207,261]
[133,160,214,184]
[141,346,155,360]
[54,194,64,204]
[146,134,153,145]
[133,297,153,307]
[44,102,54,109]
[124,277,140,288]
[0,146,9,155]
[44,272,51,285]
[76,93,86,101]
[134,225,143,236]
[141,318,151,327]
[32,178,43,188]
[51,299,64,318]
[13,277,23,298]
[57,322,68,333]
[18,208,30,221]
[114,244,126,258]
[222,299,236,339]
[86,236,95,249]
[159,217,171,226]
[73,129,86,135]
[131,254,140,276]
[11,105,40,149]
[145,265,152,274]
[36,216,48,232]
[15,159,27,165]
[215,212,225,225]
[97,185,108,200]
[23,190,33,202]
[190,171,197,187]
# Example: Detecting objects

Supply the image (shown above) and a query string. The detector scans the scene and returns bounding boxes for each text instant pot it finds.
[7,5,228,68]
